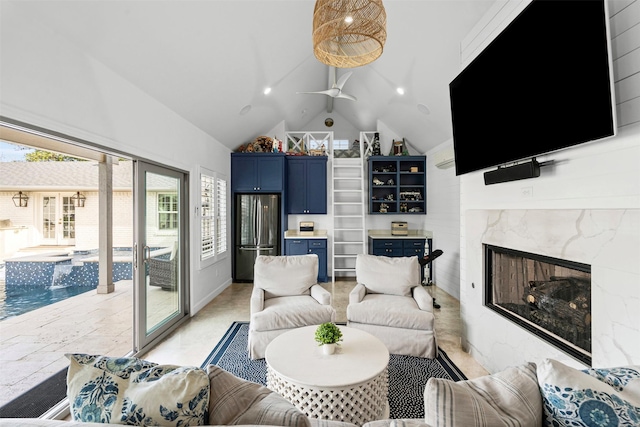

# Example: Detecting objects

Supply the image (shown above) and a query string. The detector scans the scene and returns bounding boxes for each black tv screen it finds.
[449,0,616,176]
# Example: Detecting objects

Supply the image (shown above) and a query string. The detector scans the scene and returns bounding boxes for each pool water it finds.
[0,281,96,320]
[0,247,138,321]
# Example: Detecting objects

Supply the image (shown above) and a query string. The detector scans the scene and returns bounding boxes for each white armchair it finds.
[347,254,437,358]
[248,254,336,359]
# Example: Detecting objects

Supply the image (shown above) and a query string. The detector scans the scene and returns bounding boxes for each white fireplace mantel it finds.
[462,209,640,372]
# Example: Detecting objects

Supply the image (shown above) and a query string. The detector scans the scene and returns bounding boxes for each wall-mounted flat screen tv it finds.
[449,0,616,176]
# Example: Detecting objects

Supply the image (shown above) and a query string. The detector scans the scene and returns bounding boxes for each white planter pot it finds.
[322,343,336,355]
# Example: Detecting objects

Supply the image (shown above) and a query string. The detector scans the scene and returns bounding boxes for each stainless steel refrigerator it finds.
[233,193,281,282]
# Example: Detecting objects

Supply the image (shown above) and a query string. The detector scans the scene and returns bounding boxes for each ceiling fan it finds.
[297,68,357,101]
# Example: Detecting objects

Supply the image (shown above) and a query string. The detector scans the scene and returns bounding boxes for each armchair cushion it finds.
[424,362,541,427]
[310,284,331,306]
[347,294,434,330]
[251,296,336,331]
[207,365,310,427]
[254,255,318,299]
[349,283,367,304]
[412,286,433,312]
[355,254,419,297]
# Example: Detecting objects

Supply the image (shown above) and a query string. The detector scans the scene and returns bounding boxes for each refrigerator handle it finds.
[256,197,262,246]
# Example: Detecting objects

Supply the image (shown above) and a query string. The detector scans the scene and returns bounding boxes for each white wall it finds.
[423,141,460,298]
[0,2,232,314]
[458,0,640,372]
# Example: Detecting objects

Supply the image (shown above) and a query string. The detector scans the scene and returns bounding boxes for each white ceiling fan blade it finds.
[335,92,357,101]
[335,71,353,90]
[297,88,340,97]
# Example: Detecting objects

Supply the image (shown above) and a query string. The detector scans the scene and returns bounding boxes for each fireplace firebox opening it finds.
[484,244,592,365]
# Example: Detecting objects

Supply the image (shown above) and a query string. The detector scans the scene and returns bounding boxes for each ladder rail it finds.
[330,132,374,282]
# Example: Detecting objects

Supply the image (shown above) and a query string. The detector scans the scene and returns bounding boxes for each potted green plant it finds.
[315,322,343,355]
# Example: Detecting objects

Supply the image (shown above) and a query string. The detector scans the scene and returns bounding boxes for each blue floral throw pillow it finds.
[537,358,640,427]
[66,353,210,426]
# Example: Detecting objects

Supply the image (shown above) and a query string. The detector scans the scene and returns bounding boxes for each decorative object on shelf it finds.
[315,322,343,355]
[324,118,334,127]
[410,166,418,172]
[235,136,277,153]
[386,178,394,185]
[400,203,408,212]
[309,143,327,156]
[408,207,423,212]
[12,191,29,208]
[372,132,381,156]
[312,0,387,69]
[373,177,384,186]
[386,194,394,201]
[379,203,389,213]
[400,191,422,201]
[393,140,402,155]
[71,191,86,208]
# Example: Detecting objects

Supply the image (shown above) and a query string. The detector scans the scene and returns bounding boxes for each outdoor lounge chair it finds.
[148,243,178,291]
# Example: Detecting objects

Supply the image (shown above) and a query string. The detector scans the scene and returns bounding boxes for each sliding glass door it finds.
[134,161,189,352]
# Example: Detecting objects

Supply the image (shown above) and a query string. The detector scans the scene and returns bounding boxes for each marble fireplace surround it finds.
[462,209,639,373]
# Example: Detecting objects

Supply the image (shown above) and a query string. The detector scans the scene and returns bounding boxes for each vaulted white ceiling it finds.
[2,0,494,154]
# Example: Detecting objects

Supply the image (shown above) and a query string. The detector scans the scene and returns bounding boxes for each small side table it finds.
[265,326,389,426]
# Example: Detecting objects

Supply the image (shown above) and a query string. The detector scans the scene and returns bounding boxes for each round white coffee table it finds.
[265,325,389,426]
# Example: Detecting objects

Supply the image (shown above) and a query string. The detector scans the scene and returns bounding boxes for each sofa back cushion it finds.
[207,364,310,427]
[66,353,209,426]
[424,362,542,427]
[356,254,419,297]
[254,255,318,299]
[537,358,640,426]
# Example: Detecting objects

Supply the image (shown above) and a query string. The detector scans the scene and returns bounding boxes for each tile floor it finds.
[144,280,490,379]
[0,278,489,408]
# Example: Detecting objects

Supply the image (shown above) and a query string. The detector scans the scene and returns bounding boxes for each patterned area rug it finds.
[201,322,467,419]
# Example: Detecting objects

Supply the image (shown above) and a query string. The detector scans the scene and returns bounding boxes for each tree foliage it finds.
[24,150,85,162]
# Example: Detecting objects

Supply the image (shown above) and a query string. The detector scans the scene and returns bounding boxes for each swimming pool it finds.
[0,280,96,320]
[1,247,137,320]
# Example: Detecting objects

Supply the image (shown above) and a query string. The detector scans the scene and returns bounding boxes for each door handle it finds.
[143,245,151,264]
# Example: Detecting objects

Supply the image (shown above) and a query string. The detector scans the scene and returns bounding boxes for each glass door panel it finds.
[134,161,188,351]
[61,196,75,241]
[42,196,56,242]
[41,194,76,245]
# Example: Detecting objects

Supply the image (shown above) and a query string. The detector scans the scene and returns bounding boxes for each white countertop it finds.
[368,229,433,239]
[284,230,328,239]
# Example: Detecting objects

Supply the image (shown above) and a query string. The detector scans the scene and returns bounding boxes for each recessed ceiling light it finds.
[263,87,272,95]
[344,15,353,24]
[396,87,405,95]
[239,105,252,115]
[417,103,431,115]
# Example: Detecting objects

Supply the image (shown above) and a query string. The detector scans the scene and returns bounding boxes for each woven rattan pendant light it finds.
[313,0,387,68]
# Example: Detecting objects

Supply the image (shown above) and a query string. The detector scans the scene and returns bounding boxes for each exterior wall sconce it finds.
[12,191,29,208]
[71,191,86,207]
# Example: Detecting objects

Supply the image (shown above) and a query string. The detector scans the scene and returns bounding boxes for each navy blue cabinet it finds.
[285,238,328,282]
[369,237,427,282]
[231,153,285,192]
[286,156,327,214]
[368,156,426,214]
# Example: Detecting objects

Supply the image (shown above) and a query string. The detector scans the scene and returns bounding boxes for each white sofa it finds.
[363,358,640,427]
[3,358,638,427]
[0,353,355,427]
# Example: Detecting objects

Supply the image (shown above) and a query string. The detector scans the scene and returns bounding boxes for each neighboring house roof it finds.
[0,160,133,191]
